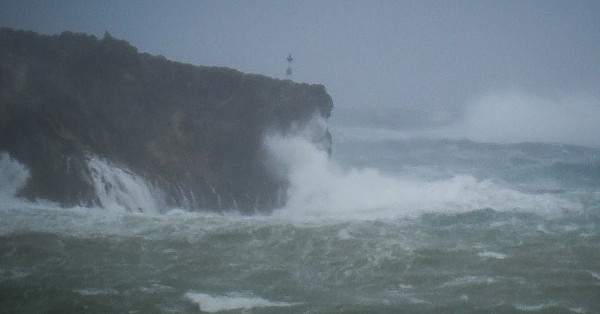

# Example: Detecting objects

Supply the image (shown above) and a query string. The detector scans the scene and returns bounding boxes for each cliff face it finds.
[0,28,333,213]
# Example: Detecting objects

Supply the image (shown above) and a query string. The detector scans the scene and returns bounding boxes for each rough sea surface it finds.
[1,136,599,313]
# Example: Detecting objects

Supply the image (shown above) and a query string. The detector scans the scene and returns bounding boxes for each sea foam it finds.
[477,251,507,259]
[0,152,29,201]
[87,156,165,213]
[184,292,295,312]
[263,130,581,221]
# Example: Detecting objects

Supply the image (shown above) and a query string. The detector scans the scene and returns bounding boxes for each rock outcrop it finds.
[0,28,333,213]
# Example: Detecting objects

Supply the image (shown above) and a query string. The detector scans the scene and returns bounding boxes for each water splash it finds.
[263,132,581,221]
[0,152,29,200]
[87,156,165,213]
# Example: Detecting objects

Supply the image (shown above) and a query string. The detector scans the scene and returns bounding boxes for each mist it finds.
[2,1,600,148]
[446,91,600,147]
[335,90,600,148]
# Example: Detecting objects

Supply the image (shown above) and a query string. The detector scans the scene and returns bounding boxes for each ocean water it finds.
[1,134,599,313]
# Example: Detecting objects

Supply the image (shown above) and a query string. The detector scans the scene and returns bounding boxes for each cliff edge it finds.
[0,28,333,213]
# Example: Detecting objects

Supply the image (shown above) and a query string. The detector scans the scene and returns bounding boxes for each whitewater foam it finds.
[588,271,600,281]
[441,276,496,287]
[184,292,296,312]
[73,288,119,296]
[477,251,507,259]
[0,152,29,203]
[264,133,582,221]
[0,117,589,224]
[87,156,165,213]
[514,302,559,312]
[0,151,169,214]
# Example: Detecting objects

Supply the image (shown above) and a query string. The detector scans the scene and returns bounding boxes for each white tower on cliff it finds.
[286,54,293,79]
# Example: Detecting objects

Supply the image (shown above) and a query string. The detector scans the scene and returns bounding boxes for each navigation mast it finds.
[286,54,293,79]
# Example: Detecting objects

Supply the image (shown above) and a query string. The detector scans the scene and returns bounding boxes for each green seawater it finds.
[1,139,599,313]
[1,208,599,313]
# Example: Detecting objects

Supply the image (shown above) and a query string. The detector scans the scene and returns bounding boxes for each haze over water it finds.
[1,1,600,313]
[2,1,599,144]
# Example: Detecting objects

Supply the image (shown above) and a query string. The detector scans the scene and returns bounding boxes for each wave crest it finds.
[263,133,581,220]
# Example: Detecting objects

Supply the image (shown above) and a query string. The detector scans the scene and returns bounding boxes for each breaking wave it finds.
[263,131,581,220]
[447,90,600,147]
[0,152,29,204]
[0,109,585,221]
[334,91,600,149]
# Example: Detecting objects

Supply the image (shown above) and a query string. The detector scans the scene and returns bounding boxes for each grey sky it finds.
[2,1,600,141]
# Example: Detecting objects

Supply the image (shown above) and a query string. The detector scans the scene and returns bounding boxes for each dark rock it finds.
[0,28,333,213]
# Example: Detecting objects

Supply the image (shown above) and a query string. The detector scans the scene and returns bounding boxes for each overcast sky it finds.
[2,0,600,145]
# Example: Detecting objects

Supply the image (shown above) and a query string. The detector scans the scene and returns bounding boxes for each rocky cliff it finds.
[0,28,333,213]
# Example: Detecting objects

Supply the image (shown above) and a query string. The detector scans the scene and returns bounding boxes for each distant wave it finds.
[447,90,600,147]
[334,90,600,148]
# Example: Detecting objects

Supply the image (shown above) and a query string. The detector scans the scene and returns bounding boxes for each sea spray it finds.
[185,292,297,312]
[0,152,29,200]
[332,91,600,149]
[263,133,582,220]
[442,91,600,147]
[0,151,168,213]
[87,155,165,213]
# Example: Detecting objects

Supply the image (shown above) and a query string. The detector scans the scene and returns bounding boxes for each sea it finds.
[1,128,599,313]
